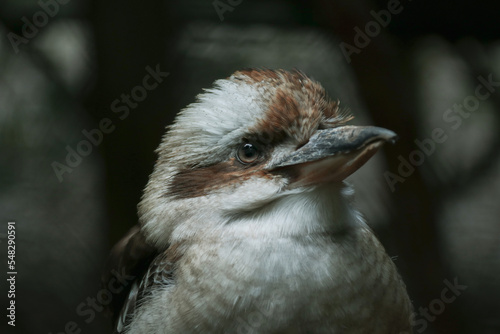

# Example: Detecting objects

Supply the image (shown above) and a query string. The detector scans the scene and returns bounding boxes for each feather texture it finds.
[104,69,413,333]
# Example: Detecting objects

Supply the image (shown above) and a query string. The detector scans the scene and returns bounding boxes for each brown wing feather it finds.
[102,226,184,333]
[101,225,158,333]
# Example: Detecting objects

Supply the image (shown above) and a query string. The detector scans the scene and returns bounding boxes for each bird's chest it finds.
[172,232,409,333]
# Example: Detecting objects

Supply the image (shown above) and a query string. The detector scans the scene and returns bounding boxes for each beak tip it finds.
[365,127,398,146]
[383,130,398,144]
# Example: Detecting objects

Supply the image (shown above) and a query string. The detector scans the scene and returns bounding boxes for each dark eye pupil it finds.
[243,144,256,157]
[237,143,259,163]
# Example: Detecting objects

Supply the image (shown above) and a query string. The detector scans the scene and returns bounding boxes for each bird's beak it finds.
[271,125,397,187]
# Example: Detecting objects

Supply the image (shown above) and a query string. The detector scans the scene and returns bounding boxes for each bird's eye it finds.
[237,143,259,164]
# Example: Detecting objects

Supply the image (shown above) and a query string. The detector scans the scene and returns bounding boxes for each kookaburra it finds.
[103,69,413,334]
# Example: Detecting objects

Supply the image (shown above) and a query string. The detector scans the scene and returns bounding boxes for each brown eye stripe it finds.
[167,158,272,199]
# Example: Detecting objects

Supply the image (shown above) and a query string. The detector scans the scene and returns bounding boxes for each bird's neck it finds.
[216,182,364,240]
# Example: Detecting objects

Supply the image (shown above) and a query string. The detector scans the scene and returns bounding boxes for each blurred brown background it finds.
[0,0,499,333]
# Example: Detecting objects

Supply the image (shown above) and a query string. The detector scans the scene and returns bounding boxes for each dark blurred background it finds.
[1,0,499,333]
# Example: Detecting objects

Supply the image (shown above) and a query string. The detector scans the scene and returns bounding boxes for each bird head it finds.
[138,69,396,248]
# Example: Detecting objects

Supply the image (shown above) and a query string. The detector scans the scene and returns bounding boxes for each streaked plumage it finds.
[103,69,413,334]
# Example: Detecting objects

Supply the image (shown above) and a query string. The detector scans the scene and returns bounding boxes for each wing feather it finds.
[102,225,183,333]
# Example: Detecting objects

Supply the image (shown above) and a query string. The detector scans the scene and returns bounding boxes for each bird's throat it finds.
[218,183,361,240]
